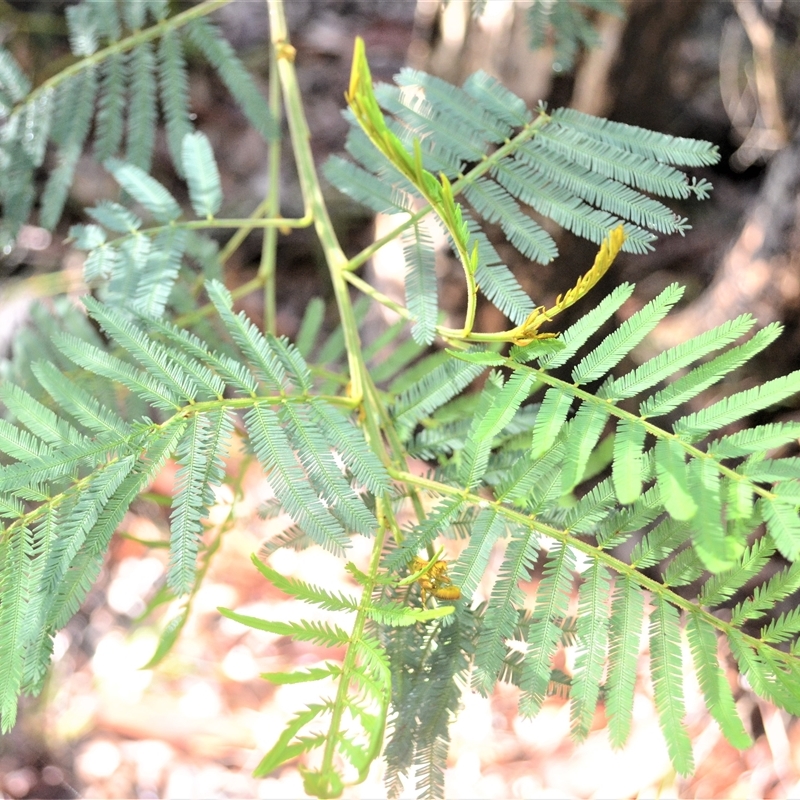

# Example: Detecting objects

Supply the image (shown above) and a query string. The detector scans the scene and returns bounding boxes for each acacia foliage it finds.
[1,2,799,798]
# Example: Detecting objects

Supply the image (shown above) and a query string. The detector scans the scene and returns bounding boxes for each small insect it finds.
[410,556,461,604]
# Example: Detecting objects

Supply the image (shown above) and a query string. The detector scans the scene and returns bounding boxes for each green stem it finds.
[258,45,284,335]
[343,269,528,344]
[321,510,390,786]
[267,1,366,406]
[216,204,312,266]
[342,270,411,321]
[264,2,430,785]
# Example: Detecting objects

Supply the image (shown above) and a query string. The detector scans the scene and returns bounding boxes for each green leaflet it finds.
[561,402,609,493]
[86,200,142,233]
[403,222,438,346]
[158,29,193,176]
[141,608,189,669]
[1,384,84,446]
[605,575,645,749]
[530,387,572,459]
[0,48,31,101]
[760,496,800,561]
[655,438,697,522]
[640,323,782,419]
[685,612,752,749]
[570,561,612,741]
[708,422,800,459]
[261,663,341,684]
[185,17,278,142]
[612,418,645,504]
[323,156,414,214]
[250,556,358,613]
[519,543,576,716]
[459,371,536,490]
[571,283,684,385]
[649,595,694,775]
[94,52,126,161]
[629,516,690,569]
[219,609,351,648]
[562,477,617,534]
[688,457,741,572]
[473,529,539,693]
[126,42,157,171]
[730,560,800,627]
[699,537,774,607]
[674,370,800,441]
[463,177,557,265]
[105,158,182,223]
[465,220,535,325]
[40,68,97,229]
[602,314,755,402]
[168,410,233,593]
[182,131,223,218]
[450,507,505,600]
[0,526,34,731]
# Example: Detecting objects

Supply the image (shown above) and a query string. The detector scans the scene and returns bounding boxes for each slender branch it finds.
[259,45,284,335]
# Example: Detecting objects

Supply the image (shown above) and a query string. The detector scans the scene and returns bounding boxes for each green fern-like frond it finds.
[0,283,387,732]
[221,555,394,797]
[0,2,277,239]
[331,61,716,330]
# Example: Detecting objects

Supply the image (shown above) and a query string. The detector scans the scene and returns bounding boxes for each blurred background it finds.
[2,0,800,797]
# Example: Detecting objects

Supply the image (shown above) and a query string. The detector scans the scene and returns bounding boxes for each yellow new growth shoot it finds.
[345,37,478,336]
[512,225,626,345]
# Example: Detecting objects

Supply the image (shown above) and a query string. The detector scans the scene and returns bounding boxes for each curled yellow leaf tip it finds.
[346,36,369,106]
[512,225,626,344]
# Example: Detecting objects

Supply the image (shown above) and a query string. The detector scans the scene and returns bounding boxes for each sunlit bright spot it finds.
[107,557,165,617]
